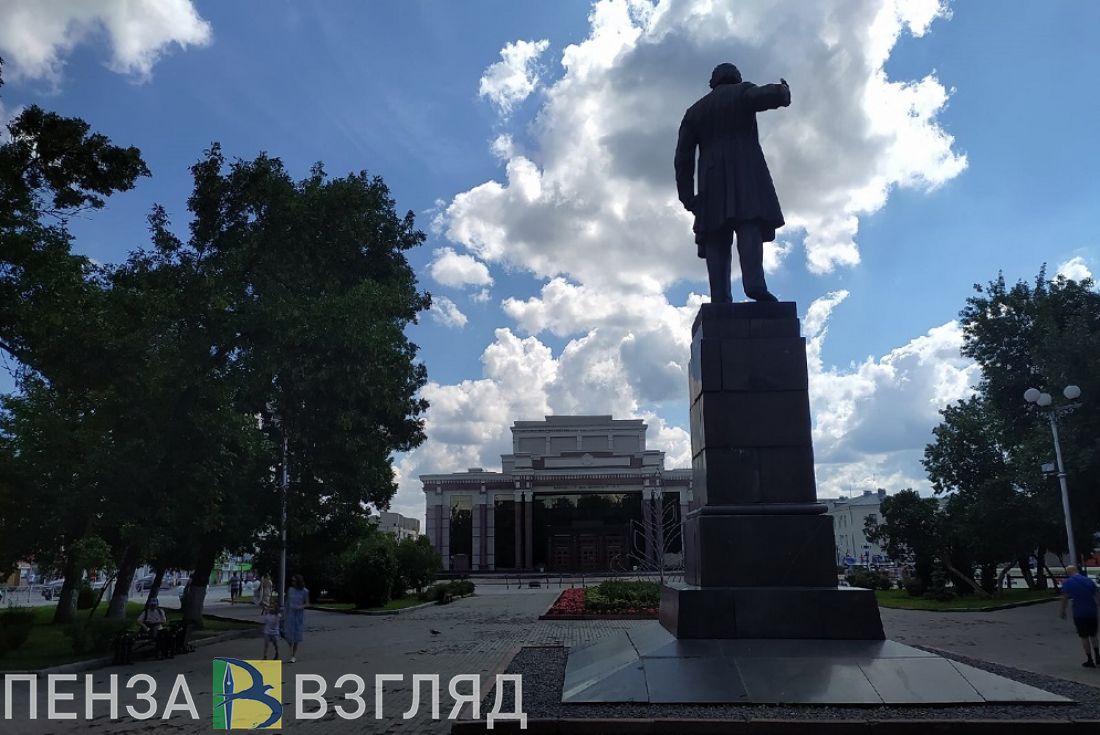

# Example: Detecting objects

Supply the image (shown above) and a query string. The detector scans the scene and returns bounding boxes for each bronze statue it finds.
[675,63,790,303]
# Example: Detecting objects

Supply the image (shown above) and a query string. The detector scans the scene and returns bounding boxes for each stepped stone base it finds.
[562,623,1069,705]
[659,582,885,640]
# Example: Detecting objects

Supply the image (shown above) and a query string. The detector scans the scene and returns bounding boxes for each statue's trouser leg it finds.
[734,221,769,298]
[703,224,735,303]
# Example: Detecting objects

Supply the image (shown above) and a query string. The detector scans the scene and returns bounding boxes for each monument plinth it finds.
[659,301,884,639]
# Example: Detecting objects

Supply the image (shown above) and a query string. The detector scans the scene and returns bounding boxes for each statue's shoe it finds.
[746,289,779,302]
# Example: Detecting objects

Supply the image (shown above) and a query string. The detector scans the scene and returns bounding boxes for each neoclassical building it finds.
[421,415,692,572]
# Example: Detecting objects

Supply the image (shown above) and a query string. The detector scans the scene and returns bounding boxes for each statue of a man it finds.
[675,63,790,303]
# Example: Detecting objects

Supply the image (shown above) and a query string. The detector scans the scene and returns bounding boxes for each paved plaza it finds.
[2,589,1097,733]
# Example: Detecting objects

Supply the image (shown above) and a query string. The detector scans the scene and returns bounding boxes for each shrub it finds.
[928,566,954,602]
[417,580,476,603]
[396,537,440,593]
[65,619,128,656]
[0,610,36,657]
[76,583,96,610]
[846,569,891,591]
[904,578,925,597]
[418,582,450,603]
[449,579,475,596]
[342,535,398,609]
[585,580,659,612]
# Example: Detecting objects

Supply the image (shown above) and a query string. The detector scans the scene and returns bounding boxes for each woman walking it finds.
[284,574,309,663]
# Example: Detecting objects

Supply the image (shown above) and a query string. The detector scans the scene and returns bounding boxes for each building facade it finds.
[421,416,692,572]
[824,490,889,565]
[377,511,421,541]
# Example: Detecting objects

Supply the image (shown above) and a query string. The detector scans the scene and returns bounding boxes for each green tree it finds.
[864,489,938,589]
[156,147,430,624]
[0,60,149,623]
[958,269,1100,569]
[396,536,440,593]
[923,396,1041,591]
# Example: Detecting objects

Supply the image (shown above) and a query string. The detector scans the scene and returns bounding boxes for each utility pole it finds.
[280,431,289,610]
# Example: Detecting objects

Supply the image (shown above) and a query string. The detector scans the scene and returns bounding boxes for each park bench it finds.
[113,621,193,665]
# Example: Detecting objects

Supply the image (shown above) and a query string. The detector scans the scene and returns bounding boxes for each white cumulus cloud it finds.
[478,38,551,116]
[428,247,494,288]
[392,0,974,523]
[429,296,468,329]
[1056,256,1092,282]
[441,0,965,290]
[804,291,978,498]
[0,0,212,85]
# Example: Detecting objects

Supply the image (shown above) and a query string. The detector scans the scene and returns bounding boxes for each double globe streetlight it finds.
[1024,384,1082,564]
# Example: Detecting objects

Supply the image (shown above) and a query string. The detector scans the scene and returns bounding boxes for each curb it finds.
[308,593,474,616]
[451,718,1100,734]
[538,613,658,621]
[9,627,259,677]
[878,595,1060,613]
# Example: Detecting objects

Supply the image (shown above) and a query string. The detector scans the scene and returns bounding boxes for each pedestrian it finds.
[229,573,240,603]
[284,574,309,663]
[258,573,273,610]
[261,602,281,661]
[1059,565,1100,668]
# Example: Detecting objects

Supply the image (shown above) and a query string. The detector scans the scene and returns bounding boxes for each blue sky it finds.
[2,1,1097,521]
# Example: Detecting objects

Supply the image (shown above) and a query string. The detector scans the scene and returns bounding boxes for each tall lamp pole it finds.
[1024,384,1082,566]
[280,431,289,610]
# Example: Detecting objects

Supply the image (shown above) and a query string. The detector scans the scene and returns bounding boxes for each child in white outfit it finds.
[262,604,281,660]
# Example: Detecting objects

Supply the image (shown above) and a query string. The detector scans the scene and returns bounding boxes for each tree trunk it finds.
[183,545,218,630]
[145,566,166,608]
[106,545,139,620]
[979,562,998,593]
[1017,557,1036,589]
[87,572,117,619]
[942,553,990,598]
[52,555,82,624]
[1034,548,1048,589]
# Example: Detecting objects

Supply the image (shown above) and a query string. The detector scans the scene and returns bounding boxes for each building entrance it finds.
[546,529,629,572]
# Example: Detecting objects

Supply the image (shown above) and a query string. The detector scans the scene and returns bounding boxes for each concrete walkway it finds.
[2,591,1097,734]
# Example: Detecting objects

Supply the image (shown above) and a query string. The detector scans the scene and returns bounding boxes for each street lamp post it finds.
[1024,384,1082,566]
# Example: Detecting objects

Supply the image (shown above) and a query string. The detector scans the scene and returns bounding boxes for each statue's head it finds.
[709,63,742,88]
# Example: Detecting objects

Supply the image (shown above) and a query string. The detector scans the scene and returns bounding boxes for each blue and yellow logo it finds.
[212,658,283,729]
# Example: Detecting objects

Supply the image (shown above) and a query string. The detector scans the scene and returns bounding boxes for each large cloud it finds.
[390,290,978,521]
[0,0,211,84]
[428,247,494,288]
[391,0,974,523]
[805,291,978,497]
[478,39,551,116]
[439,0,965,290]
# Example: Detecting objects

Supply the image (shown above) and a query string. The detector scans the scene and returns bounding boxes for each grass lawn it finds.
[875,588,1059,611]
[0,602,255,672]
[312,595,425,612]
[370,595,424,611]
[310,600,356,611]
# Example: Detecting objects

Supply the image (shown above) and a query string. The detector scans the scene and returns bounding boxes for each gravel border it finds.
[483,644,1100,723]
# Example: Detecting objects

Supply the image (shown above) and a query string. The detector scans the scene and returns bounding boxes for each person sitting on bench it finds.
[138,599,167,637]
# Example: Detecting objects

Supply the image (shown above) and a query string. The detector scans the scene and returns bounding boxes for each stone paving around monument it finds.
[2,590,1098,733]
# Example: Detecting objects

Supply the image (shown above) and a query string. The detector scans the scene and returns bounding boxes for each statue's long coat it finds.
[674,81,791,257]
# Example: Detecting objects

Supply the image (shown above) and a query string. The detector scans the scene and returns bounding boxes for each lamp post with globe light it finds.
[1024,384,1082,565]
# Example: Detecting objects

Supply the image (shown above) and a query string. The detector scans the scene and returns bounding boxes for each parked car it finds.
[41,579,65,600]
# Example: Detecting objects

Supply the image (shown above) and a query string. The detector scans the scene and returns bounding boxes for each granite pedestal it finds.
[660,301,883,639]
[562,301,1065,706]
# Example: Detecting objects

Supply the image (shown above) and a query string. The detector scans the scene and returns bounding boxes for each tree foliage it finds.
[0,57,430,626]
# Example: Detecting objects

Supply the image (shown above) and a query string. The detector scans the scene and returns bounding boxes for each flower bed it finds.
[540,582,659,620]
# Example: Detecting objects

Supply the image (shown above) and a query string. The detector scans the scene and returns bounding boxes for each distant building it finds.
[378,511,421,541]
[420,415,692,573]
[824,489,889,565]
